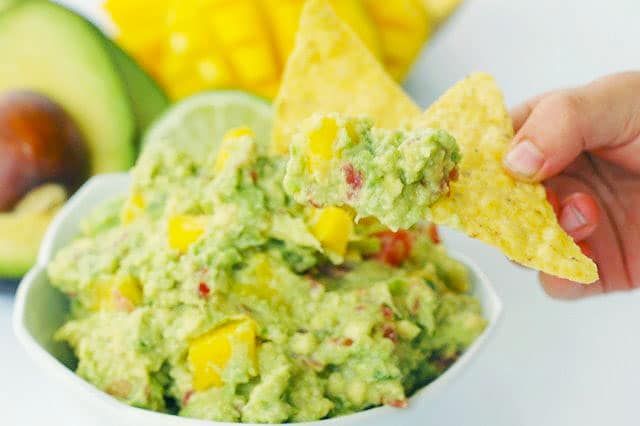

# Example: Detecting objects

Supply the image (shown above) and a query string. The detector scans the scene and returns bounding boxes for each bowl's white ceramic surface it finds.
[13,173,502,426]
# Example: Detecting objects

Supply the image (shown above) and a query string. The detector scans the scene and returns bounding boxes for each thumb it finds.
[504,72,640,181]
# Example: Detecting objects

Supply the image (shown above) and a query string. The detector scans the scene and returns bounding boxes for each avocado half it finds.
[0,0,169,278]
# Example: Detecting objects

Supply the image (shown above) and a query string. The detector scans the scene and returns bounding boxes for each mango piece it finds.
[361,0,431,80]
[308,117,338,160]
[188,319,257,390]
[311,207,353,256]
[257,0,304,64]
[260,0,381,65]
[92,274,142,312]
[236,255,278,300]
[208,0,280,96]
[168,215,209,252]
[105,0,168,71]
[159,0,238,99]
[328,0,381,58]
[215,127,256,172]
[121,192,145,224]
[106,0,443,99]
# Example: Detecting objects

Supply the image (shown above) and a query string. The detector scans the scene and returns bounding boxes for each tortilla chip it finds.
[414,73,598,283]
[271,0,421,154]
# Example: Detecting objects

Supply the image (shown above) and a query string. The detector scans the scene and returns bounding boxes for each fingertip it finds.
[558,193,601,241]
[507,92,589,182]
[503,139,545,181]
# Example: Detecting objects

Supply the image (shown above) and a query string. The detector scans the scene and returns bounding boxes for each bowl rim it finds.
[13,173,503,426]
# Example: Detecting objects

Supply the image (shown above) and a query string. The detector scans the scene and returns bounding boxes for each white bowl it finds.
[13,173,502,426]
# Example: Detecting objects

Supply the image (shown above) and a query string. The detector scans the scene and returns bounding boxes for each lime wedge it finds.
[143,90,272,157]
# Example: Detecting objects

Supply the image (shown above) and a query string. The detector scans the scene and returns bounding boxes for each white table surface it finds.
[2,0,640,424]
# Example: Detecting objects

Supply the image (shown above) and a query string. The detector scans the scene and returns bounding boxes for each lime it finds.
[142,90,272,157]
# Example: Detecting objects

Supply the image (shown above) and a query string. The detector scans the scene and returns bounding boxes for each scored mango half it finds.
[188,319,258,391]
[104,0,458,100]
[273,0,598,283]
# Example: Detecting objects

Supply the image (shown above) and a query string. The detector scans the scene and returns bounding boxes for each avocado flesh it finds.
[0,0,136,173]
[0,211,56,278]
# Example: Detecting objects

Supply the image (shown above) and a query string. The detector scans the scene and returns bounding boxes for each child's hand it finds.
[503,72,640,299]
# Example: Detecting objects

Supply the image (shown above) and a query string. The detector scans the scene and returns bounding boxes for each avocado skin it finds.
[105,38,170,150]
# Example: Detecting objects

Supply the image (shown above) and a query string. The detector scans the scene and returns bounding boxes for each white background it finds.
[2,0,640,425]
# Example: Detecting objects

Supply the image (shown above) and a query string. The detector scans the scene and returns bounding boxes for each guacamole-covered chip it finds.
[271,2,597,282]
[284,113,461,231]
[414,73,598,283]
[271,0,421,154]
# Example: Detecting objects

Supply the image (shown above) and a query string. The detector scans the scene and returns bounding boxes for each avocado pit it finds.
[0,90,89,211]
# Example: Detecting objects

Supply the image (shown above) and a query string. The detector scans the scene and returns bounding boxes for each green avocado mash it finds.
[284,114,461,231]
[49,125,485,423]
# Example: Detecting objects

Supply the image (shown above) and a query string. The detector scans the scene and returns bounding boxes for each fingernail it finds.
[559,203,588,232]
[503,140,544,178]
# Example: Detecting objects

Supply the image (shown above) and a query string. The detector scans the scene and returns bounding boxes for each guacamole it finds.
[49,126,485,423]
[284,114,460,231]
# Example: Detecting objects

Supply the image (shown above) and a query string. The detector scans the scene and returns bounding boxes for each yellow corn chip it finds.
[414,73,598,283]
[271,0,421,154]
[272,0,597,283]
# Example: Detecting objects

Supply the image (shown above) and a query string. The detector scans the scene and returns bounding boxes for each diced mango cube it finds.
[236,255,277,300]
[188,319,257,391]
[311,207,353,256]
[308,117,338,160]
[121,192,145,224]
[306,117,339,175]
[215,127,256,172]
[168,215,209,252]
[92,274,142,312]
[115,275,143,307]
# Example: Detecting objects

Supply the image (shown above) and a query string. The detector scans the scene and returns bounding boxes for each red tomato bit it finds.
[198,282,210,298]
[375,230,413,266]
[343,163,363,199]
[381,304,394,320]
[182,390,194,407]
[382,323,397,342]
[386,399,409,408]
[428,223,441,244]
